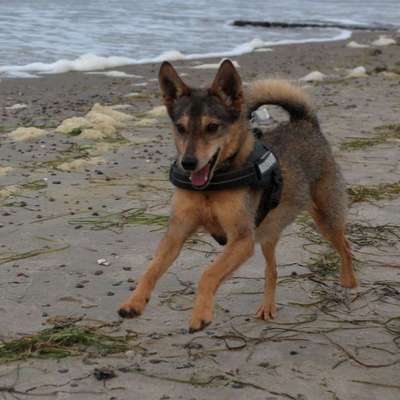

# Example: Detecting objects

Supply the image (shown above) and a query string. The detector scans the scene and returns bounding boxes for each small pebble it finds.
[184,342,203,350]
[149,359,163,364]
[258,362,270,368]
[58,368,69,374]
[176,362,193,369]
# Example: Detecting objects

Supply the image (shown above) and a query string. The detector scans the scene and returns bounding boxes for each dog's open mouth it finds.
[189,150,220,189]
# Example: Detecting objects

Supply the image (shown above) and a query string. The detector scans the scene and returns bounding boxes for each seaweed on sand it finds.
[20,179,48,191]
[347,181,400,203]
[0,323,131,363]
[69,207,169,233]
[340,123,400,151]
[0,244,69,266]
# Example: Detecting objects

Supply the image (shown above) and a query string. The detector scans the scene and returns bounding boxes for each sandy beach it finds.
[1,30,400,399]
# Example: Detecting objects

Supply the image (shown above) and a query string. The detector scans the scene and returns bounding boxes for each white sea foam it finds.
[346,41,370,48]
[86,71,142,78]
[5,71,39,79]
[346,66,368,78]
[372,35,396,46]
[123,92,141,97]
[300,71,327,82]
[0,30,351,78]
[0,54,136,75]
[5,103,28,111]
[151,50,186,62]
[191,60,241,69]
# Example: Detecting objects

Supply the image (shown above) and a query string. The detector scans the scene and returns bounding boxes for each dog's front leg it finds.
[189,224,254,332]
[118,209,198,318]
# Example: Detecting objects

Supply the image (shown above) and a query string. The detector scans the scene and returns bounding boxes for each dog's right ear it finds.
[159,62,190,115]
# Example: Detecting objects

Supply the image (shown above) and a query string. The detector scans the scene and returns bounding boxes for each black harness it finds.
[169,134,283,227]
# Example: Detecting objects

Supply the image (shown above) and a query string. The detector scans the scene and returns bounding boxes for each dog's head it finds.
[159,59,245,189]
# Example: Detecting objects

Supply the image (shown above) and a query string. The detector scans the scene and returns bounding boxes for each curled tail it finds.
[247,79,318,125]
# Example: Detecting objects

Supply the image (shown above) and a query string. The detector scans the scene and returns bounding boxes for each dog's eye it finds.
[175,124,186,134]
[206,123,219,133]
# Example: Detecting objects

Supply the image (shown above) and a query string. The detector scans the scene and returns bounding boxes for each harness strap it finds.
[170,162,257,191]
[169,139,283,227]
[254,167,282,226]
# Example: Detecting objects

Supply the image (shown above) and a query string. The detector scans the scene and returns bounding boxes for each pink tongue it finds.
[191,164,210,187]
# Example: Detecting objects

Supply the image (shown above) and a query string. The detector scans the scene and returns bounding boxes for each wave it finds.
[0,30,351,78]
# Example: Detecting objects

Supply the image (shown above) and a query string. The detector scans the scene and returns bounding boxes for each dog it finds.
[118,59,357,332]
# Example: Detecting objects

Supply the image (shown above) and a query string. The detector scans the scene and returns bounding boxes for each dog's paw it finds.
[340,274,357,289]
[189,307,213,333]
[118,300,145,319]
[188,318,211,333]
[256,301,277,321]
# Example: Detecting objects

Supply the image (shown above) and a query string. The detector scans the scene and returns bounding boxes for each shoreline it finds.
[0,30,398,131]
[0,27,355,78]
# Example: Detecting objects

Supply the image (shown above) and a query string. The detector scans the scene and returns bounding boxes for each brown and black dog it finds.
[118,59,357,332]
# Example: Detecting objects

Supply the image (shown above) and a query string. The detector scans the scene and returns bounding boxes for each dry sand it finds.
[0,31,400,399]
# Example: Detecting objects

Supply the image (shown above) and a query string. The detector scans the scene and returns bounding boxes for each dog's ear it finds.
[211,59,243,113]
[159,61,190,115]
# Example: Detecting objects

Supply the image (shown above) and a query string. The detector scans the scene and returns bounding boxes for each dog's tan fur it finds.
[118,60,357,332]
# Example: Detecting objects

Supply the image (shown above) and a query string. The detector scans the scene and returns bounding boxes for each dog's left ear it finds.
[211,59,243,113]
[159,61,190,115]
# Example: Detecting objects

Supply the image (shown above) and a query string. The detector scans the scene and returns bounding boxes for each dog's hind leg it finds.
[310,174,357,288]
[256,239,278,320]
[118,206,199,318]
[310,206,356,288]
[255,202,303,320]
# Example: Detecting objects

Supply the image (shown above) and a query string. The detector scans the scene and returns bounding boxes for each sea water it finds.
[0,0,398,77]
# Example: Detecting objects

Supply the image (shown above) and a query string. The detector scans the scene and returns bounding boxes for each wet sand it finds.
[1,31,400,399]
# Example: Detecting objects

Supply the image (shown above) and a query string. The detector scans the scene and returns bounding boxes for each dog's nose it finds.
[181,155,198,171]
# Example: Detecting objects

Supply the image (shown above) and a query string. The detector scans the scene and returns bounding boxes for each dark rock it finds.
[93,367,116,381]
[232,20,387,31]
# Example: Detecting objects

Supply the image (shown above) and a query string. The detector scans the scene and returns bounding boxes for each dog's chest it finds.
[198,195,227,245]
[199,197,221,228]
